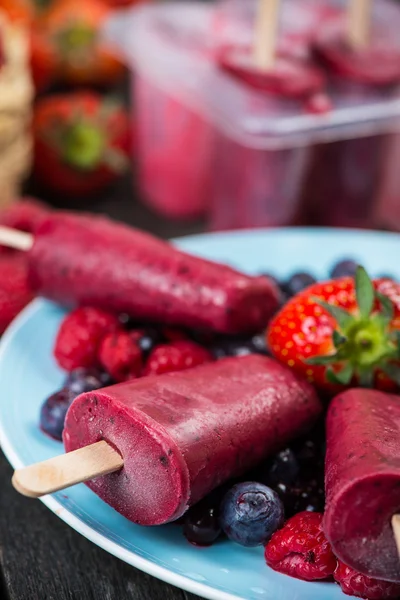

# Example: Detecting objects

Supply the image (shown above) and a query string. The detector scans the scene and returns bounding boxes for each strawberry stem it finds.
[307,266,399,387]
[62,121,105,171]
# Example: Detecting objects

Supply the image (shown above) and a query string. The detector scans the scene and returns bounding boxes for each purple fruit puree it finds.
[324,389,400,582]
[63,355,321,526]
[28,213,279,334]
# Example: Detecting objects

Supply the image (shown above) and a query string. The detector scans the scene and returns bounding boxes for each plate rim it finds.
[2,226,400,600]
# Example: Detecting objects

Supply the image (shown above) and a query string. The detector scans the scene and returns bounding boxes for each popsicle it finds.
[0,212,279,334]
[324,388,400,583]
[13,355,322,526]
[305,7,400,229]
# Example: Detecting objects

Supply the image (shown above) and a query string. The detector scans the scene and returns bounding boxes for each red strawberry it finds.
[33,92,130,197]
[267,267,400,392]
[0,255,34,333]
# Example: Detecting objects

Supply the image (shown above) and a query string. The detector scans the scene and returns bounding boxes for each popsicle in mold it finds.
[0,212,279,334]
[12,355,322,526]
[324,388,400,583]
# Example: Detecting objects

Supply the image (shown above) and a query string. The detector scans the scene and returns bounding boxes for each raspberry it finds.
[265,512,337,581]
[0,254,34,333]
[334,560,400,599]
[54,307,119,371]
[99,331,142,382]
[143,340,213,376]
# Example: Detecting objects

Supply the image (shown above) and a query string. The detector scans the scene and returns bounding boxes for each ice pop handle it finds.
[347,0,372,50]
[12,441,124,498]
[0,226,33,251]
[392,515,400,557]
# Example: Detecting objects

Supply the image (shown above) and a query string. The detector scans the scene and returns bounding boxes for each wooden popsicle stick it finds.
[253,0,281,71]
[347,0,372,50]
[0,225,33,251]
[392,515,400,556]
[12,441,124,498]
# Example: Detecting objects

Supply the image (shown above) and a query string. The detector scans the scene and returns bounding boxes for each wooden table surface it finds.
[0,175,205,600]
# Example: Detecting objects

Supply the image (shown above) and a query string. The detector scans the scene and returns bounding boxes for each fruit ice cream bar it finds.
[26,212,279,334]
[305,21,400,228]
[63,355,321,526]
[324,388,400,583]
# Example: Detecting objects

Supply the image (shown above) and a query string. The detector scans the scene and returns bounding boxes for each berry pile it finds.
[38,257,399,600]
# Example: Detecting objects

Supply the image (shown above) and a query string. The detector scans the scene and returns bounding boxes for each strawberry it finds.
[41,0,124,87]
[33,92,130,197]
[267,267,400,392]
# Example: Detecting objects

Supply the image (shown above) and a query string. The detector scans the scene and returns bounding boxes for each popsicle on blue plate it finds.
[24,212,279,334]
[13,355,322,526]
[324,388,400,583]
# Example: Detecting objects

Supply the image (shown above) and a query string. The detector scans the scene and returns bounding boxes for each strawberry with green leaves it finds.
[267,267,400,392]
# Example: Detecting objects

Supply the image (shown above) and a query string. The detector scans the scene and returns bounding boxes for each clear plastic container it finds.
[104,0,400,230]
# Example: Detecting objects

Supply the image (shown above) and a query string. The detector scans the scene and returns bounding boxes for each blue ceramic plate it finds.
[0,227,398,600]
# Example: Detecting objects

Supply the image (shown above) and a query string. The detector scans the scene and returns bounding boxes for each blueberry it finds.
[265,448,300,488]
[40,388,76,441]
[183,502,222,546]
[219,482,284,547]
[210,336,253,359]
[283,272,316,297]
[250,332,269,355]
[330,259,359,279]
[65,368,111,395]
[131,328,163,356]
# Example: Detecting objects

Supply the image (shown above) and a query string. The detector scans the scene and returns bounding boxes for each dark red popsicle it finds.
[324,388,400,582]
[63,354,321,526]
[27,212,279,334]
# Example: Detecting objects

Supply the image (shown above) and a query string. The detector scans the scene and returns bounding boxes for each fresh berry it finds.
[143,341,212,376]
[330,259,359,279]
[33,92,130,197]
[334,560,400,599]
[268,266,400,392]
[183,502,222,547]
[0,255,34,333]
[283,272,317,297]
[210,332,269,359]
[40,388,76,441]
[129,328,163,356]
[65,367,112,394]
[264,449,300,488]
[54,307,119,371]
[41,0,124,87]
[265,512,337,581]
[98,331,142,382]
[0,198,50,234]
[277,481,325,518]
[220,482,284,547]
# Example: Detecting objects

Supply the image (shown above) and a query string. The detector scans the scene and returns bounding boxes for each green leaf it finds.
[313,298,353,330]
[326,364,353,385]
[355,266,374,318]
[332,330,347,348]
[376,291,395,320]
[358,369,374,388]
[306,354,338,366]
[381,362,400,386]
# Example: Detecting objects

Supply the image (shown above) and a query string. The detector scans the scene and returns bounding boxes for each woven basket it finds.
[0,11,33,208]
